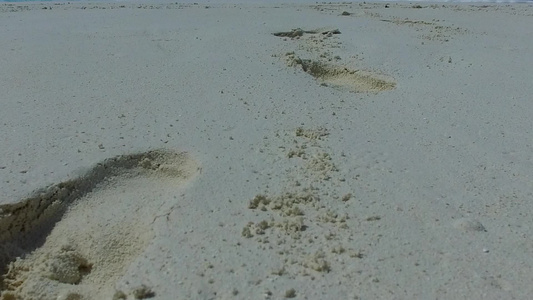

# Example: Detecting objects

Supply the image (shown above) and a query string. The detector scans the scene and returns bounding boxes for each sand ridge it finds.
[0,150,199,300]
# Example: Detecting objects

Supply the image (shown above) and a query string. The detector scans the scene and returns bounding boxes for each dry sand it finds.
[1,1,533,299]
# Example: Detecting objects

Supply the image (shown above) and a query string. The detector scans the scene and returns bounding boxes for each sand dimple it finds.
[453,218,486,232]
[0,150,199,300]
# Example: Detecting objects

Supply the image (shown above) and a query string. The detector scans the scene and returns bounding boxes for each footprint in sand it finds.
[0,149,199,300]
[273,28,396,93]
[285,53,396,93]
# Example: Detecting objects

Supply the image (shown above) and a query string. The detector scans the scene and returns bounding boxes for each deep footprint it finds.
[273,27,396,93]
[286,54,396,93]
[0,149,199,300]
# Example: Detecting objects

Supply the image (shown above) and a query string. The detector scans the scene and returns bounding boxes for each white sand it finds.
[1,1,533,299]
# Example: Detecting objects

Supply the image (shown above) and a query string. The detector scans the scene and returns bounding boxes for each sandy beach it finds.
[1,1,533,299]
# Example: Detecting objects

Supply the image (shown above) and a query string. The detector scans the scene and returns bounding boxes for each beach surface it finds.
[1,1,533,299]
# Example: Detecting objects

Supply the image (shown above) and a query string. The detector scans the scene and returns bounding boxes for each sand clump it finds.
[241,127,363,277]
[295,127,329,140]
[0,150,199,300]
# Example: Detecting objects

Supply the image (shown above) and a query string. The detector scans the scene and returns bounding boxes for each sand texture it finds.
[1,1,533,299]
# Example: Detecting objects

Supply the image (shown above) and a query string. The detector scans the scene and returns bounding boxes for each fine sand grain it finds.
[1,1,533,299]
